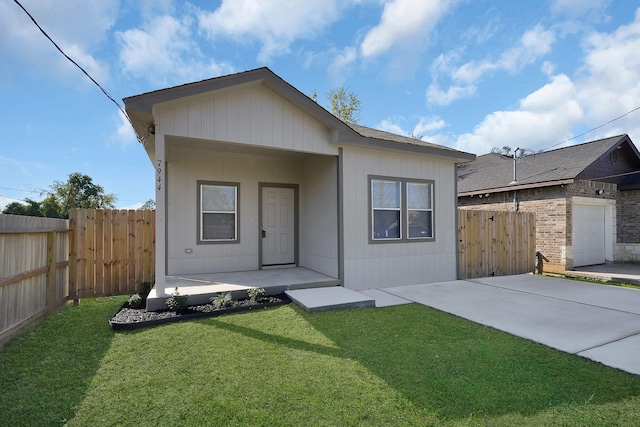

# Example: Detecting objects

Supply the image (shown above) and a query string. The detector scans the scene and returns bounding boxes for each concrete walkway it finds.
[566,262,640,285]
[379,274,640,376]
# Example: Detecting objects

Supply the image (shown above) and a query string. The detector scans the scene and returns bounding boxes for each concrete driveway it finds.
[379,274,640,376]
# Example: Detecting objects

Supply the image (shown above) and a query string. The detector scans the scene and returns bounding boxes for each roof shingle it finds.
[457,135,630,193]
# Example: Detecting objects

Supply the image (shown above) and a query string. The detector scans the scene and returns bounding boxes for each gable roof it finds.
[124,67,474,162]
[458,135,640,194]
[345,123,474,160]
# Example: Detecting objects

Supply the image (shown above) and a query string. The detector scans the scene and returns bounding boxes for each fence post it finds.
[46,231,56,313]
[68,210,79,304]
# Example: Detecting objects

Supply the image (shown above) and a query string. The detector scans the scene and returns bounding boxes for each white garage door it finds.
[573,204,606,267]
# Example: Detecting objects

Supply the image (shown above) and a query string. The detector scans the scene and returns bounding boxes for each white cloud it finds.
[576,9,640,142]
[0,0,116,84]
[118,201,145,210]
[328,46,357,85]
[198,0,348,62]
[430,51,462,79]
[375,116,448,140]
[551,0,609,17]
[117,15,234,86]
[0,156,44,177]
[413,116,447,134]
[377,119,407,136]
[426,24,556,106]
[442,11,640,155]
[541,61,556,76]
[453,74,583,154]
[108,111,139,150]
[426,83,476,106]
[360,0,456,58]
[452,25,556,85]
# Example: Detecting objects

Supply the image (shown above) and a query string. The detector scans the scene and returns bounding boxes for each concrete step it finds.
[285,287,375,313]
[145,268,340,311]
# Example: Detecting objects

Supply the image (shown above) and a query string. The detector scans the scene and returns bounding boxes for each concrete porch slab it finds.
[286,287,375,313]
[147,267,340,311]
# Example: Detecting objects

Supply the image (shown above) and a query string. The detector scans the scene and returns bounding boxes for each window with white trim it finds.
[199,182,238,242]
[370,177,434,242]
[407,182,433,239]
[371,179,401,239]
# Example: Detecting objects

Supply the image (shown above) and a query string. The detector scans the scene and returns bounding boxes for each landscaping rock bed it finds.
[109,294,291,331]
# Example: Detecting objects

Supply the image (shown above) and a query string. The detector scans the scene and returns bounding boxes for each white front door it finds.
[573,204,606,267]
[261,186,296,266]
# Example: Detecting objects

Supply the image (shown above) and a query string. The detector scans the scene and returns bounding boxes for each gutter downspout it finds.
[337,148,344,286]
[454,163,460,280]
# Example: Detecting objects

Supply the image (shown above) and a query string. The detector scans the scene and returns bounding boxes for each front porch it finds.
[146,267,340,311]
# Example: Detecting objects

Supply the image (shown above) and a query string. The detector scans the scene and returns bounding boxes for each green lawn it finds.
[2,297,640,426]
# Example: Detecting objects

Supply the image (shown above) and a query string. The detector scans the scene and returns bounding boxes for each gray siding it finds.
[155,84,337,156]
[341,147,458,290]
[299,156,339,277]
[167,146,297,274]
[165,145,338,277]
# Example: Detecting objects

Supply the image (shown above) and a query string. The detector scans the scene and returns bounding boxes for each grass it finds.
[1,298,640,426]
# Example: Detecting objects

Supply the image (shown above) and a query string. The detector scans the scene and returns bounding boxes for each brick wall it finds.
[566,180,617,199]
[615,188,640,261]
[459,185,569,272]
[459,180,640,269]
[617,189,640,243]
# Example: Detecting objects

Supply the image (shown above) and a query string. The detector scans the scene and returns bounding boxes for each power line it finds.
[12,0,145,145]
[542,105,640,152]
[0,186,39,193]
[0,193,29,203]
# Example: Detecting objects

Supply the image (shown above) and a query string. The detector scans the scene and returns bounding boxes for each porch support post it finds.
[154,131,166,296]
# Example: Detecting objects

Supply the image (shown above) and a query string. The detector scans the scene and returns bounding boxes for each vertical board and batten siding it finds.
[156,84,338,156]
[165,145,339,278]
[340,147,459,290]
[69,209,155,299]
[0,215,69,347]
[458,209,536,279]
[298,155,339,277]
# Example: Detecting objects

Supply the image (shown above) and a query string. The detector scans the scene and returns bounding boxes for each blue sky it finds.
[2,0,640,210]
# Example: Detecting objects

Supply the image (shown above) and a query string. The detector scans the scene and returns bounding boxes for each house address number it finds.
[156,160,162,191]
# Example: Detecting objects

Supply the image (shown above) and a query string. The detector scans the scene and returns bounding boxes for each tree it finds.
[140,198,155,210]
[41,172,116,218]
[42,172,116,218]
[491,146,513,156]
[326,86,362,124]
[2,198,43,216]
[2,173,117,218]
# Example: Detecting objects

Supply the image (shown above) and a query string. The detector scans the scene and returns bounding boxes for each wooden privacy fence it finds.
[69,209,155,299]
[458,209,536,279]
[0,215,70,347]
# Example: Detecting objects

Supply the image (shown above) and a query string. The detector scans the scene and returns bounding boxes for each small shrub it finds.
[166,287,189,312]
[211,292,232,309]
[128,293,143,308]
[138,281,153,297]
[247,287,265,303]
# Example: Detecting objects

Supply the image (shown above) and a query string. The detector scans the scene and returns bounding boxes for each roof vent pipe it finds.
[510,147,521,185]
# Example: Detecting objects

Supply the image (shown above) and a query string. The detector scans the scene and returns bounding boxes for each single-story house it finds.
[458,135,640,273]
[124,67,475,304]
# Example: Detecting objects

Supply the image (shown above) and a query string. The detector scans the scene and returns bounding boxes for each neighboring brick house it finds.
[458,135,640,273]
